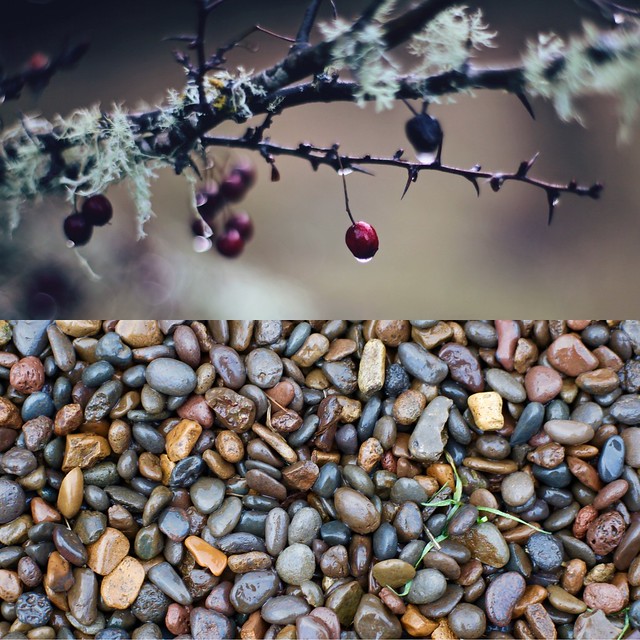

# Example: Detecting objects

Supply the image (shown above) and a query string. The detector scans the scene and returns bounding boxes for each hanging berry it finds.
[81,194,113,226]
[225,211,253,242]
[63,212,93,246]
[405,102,443,164]
[215,228,245,258]
[345,221,379,261]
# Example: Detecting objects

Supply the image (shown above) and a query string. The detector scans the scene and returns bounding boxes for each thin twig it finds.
[291,0,325,54]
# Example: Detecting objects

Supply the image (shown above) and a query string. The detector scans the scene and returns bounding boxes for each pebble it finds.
[262,595,311,624]
[524,365,563,403]
[68,567,98,625]
[408,395,452,462]
[57,467,84,519]
[398,342,448,385]
[101,556,145,609]
[62,433,111,472]
[438,343,484,392]
[147,562,192,605]
[0,479,26,525]
[288,507,322,546]
[526,532,564,571]
[372,559,415,589]
[87,527,129,575]
[468,392,504,431]
[276,543,315,585]
[485,368,526,402]
[407,569,447,604]
[229,570,279,613]
[452,522,509,568]
[547,333,599,376]
[0,569,22,602]
[358,339,386,396]
[184,536,227,575]
[145,358,197,396]
[501,471,535,507]
[190,607,235,640]
[448,603,486,639]
[586,511,626,555]
[353,594,401,640]
[485,571,526,625]
[582,583,625,613]
[544,419,595,445]
[599,435,625,482]
[574,609,623,640]
[333,487,380,534]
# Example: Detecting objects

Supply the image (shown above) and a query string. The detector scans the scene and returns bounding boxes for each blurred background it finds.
[0,0,639,318]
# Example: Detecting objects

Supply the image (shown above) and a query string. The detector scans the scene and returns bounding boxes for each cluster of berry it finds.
[192,159,256,258]
[62,195,113,246]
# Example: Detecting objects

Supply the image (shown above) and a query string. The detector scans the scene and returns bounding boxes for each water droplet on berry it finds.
[355,257,373,264]
[192,236,212,253]
[416,150,438,164]
[338,167,353,176]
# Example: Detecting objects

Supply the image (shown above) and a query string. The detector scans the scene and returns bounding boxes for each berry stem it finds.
[337,155,355,225]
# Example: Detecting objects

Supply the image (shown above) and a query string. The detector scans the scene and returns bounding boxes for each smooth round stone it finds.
[372,559,415,589]
[532,463,572,488]
[484,571,526,625]
[207,497,242,537]
[105,486,146,512]
[438,344,483,392]
[358,395,382,441]
[448,603,486,639]
[407,568,447,604]
[265,508,289,556]
[373,522,398,560]
[134,524,164,560]
[288,414,318,447]
[132,583,170,624]
[131,424,165,455]
[53,526,87,566]
[611,396,640,425]
[144,358,196,396]
[261,595,311,625]
[189,477,225,515]
[501,471,535,507]
[464,321,497,347]
[398,342,448,385]
[486,369,526,403]
[285,323,312,357]
[544,419,595,445]
[245,348,283,389]
[158,508,190,542]
[12,320,50,356]
[297,615,331,640]
[147,562,192,605]
[510,402,545,445]
[312,462,342,498]
[334,487,380,535]
[351,594,400,640]
[21,392,55,420]
[210,346,246,390]
[276,543,315,585]
[526,532,564,571]
[446,504,479,536]
[95,332,132,368]
[343,464,375,498]
[475,434,511,460]
[288,507,322,546]
[169,456,203,487]
[0,479,25,525]
[190,608,235,640]
[599,436,625,483]
[121,365,147,388]
[320,521,352,547]
[68,567,98,626]
[389,478,428,504]
[229,570,279,614]
[217,532,265,554]
[394,502,423,542]
[82,361,115,388]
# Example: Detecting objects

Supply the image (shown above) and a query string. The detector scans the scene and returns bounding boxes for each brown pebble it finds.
[401,604,438,637]
[573,505,599,538]
[62,433,111,472]
[46,552,74,593]
[524,365,563,403]
[526,443,564,469]
[587,511,627,555]
[562,558,587,595]
[54,404,84,437]
[0,397,22,429]
[282,460,320,491]
[101,556,145,609]
[185,536,228,576]
[379,587,406,616]
[215,430,245,463]
[463,457,518,474]
[10,356,45,394]
[357,437,383,473]
[583,583,625,614]
[31,497,62,524]
[165,419,202,462]
[87,527,130,575]
[566,456,603,491]
[241,610,269,640]
[593,479,629,510]
[166,603,192,636]
[392,390,427,425]
[57,467,84,519]
[524,603,557,640]
[0,569,22,602]
[513,584,547,618]
[115,320,163,348]
[227,552,272,573]
[547,333,599,377]
[585,563,616,585]
[375,320,411,347]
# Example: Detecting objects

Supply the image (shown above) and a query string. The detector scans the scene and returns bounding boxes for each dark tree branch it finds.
[291,0,325,54]
[201,133,603,224]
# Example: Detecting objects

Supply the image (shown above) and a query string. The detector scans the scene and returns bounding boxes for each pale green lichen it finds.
[408,6,496,75]
[523,20,640,140]
[322,20,400,111]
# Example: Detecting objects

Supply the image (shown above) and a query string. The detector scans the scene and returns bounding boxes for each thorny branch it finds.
[3,0,640,231]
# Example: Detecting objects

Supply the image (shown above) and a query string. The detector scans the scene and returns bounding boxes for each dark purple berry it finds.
[191,218,212,238]
[81,194,113,226]
[215,229,245,258]
[196,183,224,223]
[231,158,256,189]
[225,211,253,241]
[219,172,247,202]
[63,212,92,246]
[345,220,379,261]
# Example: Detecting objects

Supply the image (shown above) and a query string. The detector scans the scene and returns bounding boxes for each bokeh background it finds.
[1,0,639,318]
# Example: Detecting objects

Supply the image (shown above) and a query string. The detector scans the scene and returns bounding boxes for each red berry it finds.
[63,212,93,246]
[196,183,224,223]
[27,52,49,72]
[232,159,256,189]
[215,229,245,258]
[225,211,253,241]
[345,220,379,261]
[81,194,113,226]
[219,172,247,202]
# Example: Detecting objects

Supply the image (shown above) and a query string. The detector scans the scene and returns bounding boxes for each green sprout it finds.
[384,452,550,596]
[617,607,630,640]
